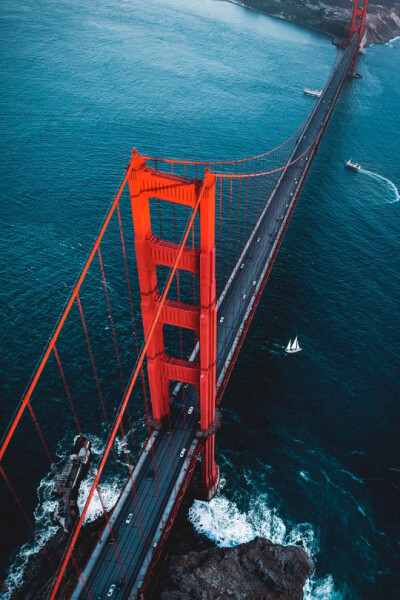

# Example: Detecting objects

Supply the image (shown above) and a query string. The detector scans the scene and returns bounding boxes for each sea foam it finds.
[77,471,121,523]
[189,493,342,600]
[1,435,122,598]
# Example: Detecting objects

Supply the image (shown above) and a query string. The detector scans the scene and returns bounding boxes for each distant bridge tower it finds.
[349,0,368,73]
[129,151,219,500]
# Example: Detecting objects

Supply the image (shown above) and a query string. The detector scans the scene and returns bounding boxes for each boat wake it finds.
[360,168,400,203]
[189,493,343,599]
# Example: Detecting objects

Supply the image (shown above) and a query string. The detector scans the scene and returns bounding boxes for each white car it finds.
[107,584,116,597]
[126,513,133,525]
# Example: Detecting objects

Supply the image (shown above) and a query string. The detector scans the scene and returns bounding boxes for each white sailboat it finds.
[285,336,302,354]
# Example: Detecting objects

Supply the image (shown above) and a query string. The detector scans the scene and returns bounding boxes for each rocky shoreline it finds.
[157,537,314,600]
[11,462,314,600]
[149,474,314,600]
[224,0,400,47]
[9,436,100,599]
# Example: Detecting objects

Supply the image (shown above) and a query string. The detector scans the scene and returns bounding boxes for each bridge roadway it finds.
[72,35,358,600]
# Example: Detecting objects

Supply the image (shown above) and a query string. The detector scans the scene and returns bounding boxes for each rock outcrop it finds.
[158,536,314,600]
[12,436,97,600]
[363,8,400,45]
[226,0,400,47]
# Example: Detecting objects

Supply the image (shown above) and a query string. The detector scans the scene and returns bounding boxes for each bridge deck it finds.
[73,35,358,600]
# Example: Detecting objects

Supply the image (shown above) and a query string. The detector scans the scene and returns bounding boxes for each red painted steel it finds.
[216,29,357,403]
[48,167,208,600]
[198,171,219,498]
[349,0,368,43]
[128,151,219,497]
[142,115,309,167]
[162,299,200,335]
[349,0,368,71]
[0,167,131,464]
[128,152,200,422]
[148,236,200,272]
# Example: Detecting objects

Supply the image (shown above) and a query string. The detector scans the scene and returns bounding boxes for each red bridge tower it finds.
[349,0,369,73]
[129,151,219,500]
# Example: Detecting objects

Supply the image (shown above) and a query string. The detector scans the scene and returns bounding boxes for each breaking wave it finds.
[1,435,123,598]
[300,470,310,481]
[1,473,61,599]
[189,493,343,600]
[77,471,121,523]
[0,472,61,599]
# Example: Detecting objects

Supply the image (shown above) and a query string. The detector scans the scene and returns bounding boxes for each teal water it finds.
[0,1,399,598]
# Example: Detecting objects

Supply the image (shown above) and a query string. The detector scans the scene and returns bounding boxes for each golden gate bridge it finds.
[0,1,368,598]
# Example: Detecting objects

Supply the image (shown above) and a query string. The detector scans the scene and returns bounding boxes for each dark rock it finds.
[51,436,92,532]
[11,436,98,599]
[158,536,314,600]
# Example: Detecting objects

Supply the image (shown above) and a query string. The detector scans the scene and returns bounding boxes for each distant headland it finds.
[225,0,400,46]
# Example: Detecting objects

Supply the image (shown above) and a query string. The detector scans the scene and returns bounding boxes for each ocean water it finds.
[0,0,399,598]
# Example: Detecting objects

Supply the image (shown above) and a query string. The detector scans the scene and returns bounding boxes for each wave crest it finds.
[189,493,341,600]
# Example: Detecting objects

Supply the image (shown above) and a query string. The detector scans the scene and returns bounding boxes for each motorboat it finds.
[345,159,360,171]
[304,88,322,98]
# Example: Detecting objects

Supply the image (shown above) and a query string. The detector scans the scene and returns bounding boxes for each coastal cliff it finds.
[158,537,314,600]
[225,0,400,46]
[363,7,400,44]
[150,478,314,600]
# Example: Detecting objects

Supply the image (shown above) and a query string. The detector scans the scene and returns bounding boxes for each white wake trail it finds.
[360,168,400,203]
